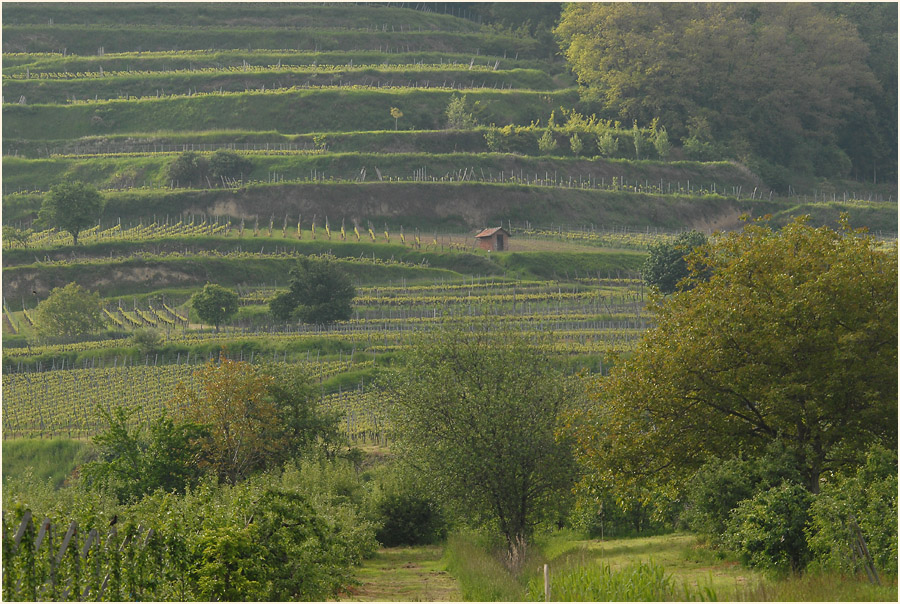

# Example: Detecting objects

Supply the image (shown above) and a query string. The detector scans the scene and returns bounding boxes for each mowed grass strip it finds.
[339,545,460,602]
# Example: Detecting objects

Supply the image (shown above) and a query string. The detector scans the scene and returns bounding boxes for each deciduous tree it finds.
[269,257,355,324]
[570,216,897,497]
[555,3,879,179]
[385,324,576,550]
[191,283,238,332]
[33,282,105,341]
[38,182,103,246]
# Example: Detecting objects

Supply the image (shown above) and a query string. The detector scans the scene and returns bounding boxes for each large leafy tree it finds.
[385,325,576,549]
[191,283,238,332]
[38,181,103,246]
[170,358,337,483]
[555,3,879,179]
[269,257,355,324]
[33,282,105,341]
[569,216,897,496]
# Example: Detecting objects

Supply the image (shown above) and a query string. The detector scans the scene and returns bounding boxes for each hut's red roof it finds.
[475,227,509,238]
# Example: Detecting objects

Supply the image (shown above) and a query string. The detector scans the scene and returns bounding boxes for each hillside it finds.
[2,1,896,427]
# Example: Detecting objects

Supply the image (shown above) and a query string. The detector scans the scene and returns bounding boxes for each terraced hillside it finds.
[2,2,896,441]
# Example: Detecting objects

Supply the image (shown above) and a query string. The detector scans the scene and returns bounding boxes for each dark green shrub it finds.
[208,149,251,182]
[374,492,447,547]
[807,443,898,575]
[724,481,813,573]
[166,151,209,187]
[642,230,708,294]
[682,441,804,541]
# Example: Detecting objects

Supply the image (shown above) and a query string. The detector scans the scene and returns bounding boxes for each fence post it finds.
[544,563,550,601]
[849,515,880,585]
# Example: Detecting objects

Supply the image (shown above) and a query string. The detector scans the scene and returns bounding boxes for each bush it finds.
[596,131,620,157]
[537,128,557,154]
[807,444,898,575]
[682,441,804,541]
[724,481,813,573]
[374,492,447,547]
[131,327,162,355]
[167,151,209,187]
[445,94,477,130]
[209,149,251,182]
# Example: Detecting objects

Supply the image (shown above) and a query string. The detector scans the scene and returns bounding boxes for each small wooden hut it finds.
[474,227,510,251]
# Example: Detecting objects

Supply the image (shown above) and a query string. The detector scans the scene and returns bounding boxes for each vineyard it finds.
[2,1,895,447]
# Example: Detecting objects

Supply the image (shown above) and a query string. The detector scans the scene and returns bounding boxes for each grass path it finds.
[339,545,460,602]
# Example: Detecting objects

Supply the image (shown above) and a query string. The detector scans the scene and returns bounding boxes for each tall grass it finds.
[524,559,693,602]
[1,438,94,489]
[442,532,535,601]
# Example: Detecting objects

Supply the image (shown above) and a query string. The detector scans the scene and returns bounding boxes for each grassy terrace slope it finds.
[3,181,781,233]
[2,88,579,139]
[2,153,761,193]
[2,25,541,57]
[2,67,557,105]
[2,50,559,75]
[2,2,484,31]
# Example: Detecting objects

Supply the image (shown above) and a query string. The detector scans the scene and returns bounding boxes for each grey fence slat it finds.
[13,510,32,546]
[81,528,98,557]
[56,521,77,564]
[34,518,51,549]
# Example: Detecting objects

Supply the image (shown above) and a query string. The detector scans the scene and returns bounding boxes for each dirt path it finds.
[338,545,460,602]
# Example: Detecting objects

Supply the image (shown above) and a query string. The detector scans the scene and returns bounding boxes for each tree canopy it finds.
[38,182,103,246]
[33,282,105,341]
[569,216,897,496]
[385,325,576,549]
[269,257,355,324]
[642,230,708,294]
[191,283,238,331]
[169,357,339,483]
[555,3,885,182]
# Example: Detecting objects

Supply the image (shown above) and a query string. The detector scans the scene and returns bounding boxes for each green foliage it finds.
[269,256,356,324]
[3,225,32,249]
[556,3,883,179]
[526,560,675,601]
[596,131,619,157]
[537,128,557,154]
[131,327,162,355]
[569,132,583,156]
[632,120,650,160]
[38,181,103,246]
[572,216,898,501]
[445,94,477,130]
[81,405,207,502]
[166,151,209,187]
[653,124,671,160]
[641,230,708,294]
[374,491,447,547]
[386,324,576,548]
[260,362,343,459]
[807,443,898,575]
[33,282,105,341]
[208,149,251,182]
[681,441,804,542]
[724,482,813,574]
[190,283,238,331]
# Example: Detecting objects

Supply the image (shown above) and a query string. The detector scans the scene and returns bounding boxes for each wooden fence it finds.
[2,510,164,601]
